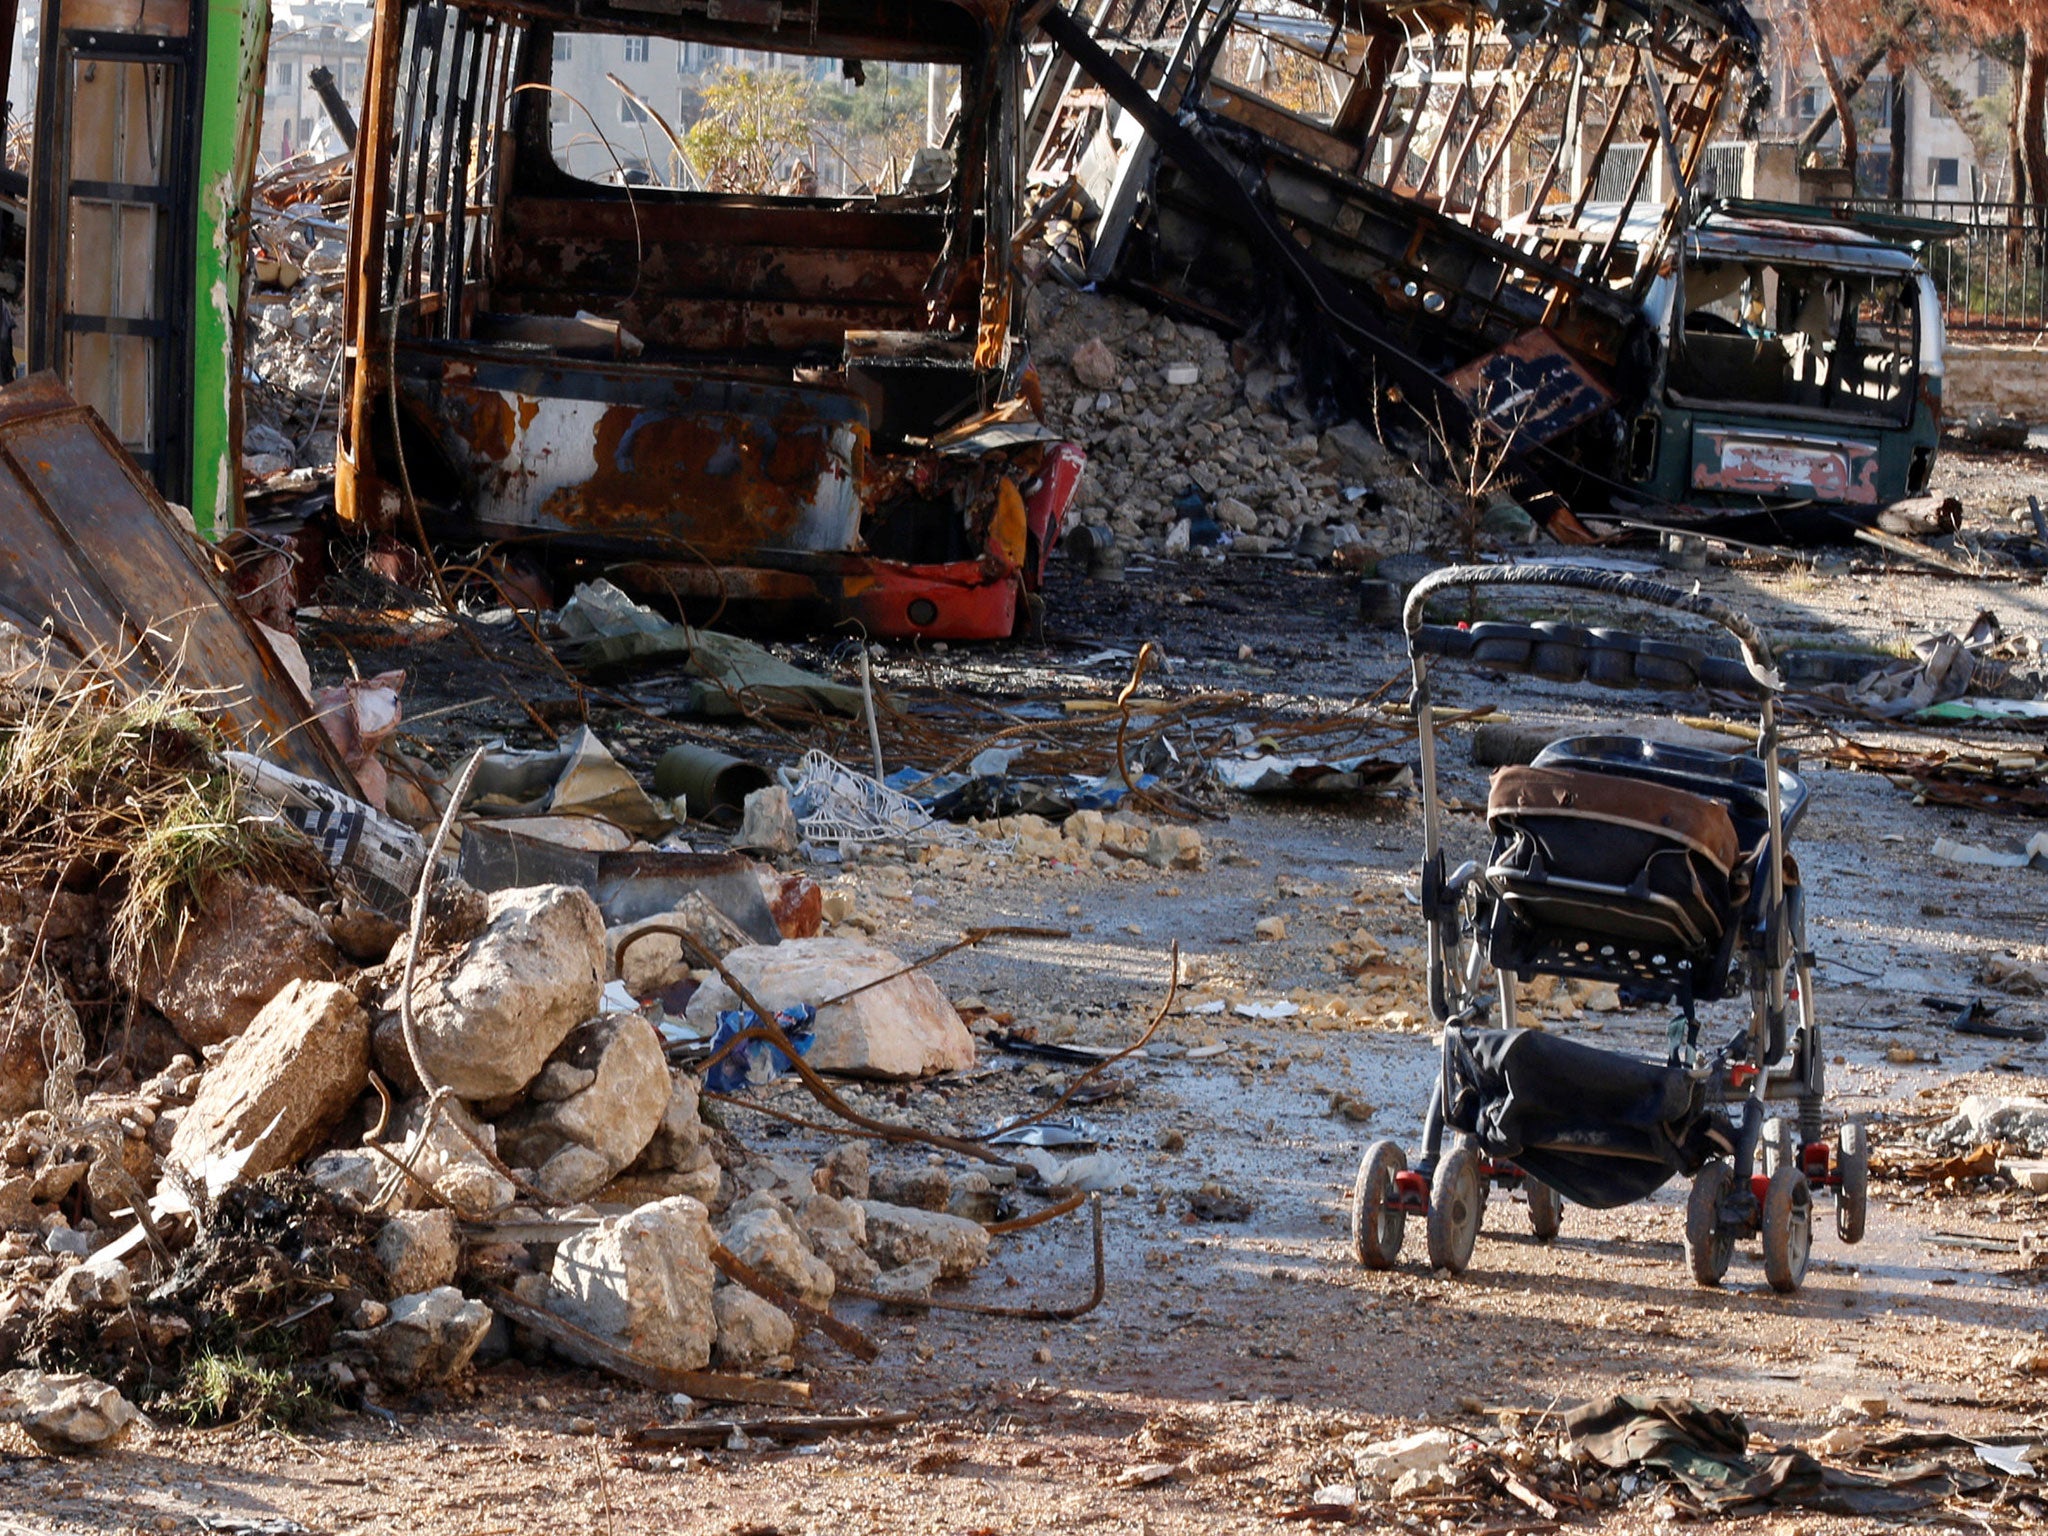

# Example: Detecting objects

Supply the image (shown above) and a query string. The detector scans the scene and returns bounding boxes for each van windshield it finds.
[1666,259,1917,426]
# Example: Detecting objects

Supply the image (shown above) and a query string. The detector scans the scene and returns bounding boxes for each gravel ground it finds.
[8,447,2047,1532]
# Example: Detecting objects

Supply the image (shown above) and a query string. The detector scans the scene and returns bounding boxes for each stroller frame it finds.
[1350,564,1868,1292]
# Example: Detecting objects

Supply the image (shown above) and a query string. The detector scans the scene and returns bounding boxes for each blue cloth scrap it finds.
[704,1004,817,1094]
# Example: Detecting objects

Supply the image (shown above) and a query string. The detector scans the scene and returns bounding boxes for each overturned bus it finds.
[1028,0,1944,537]
[337,0,1081,640]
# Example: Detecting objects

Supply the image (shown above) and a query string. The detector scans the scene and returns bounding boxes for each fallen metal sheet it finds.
[0,373,358,792]
[455,826,782,942]
[1447,331,1615,445]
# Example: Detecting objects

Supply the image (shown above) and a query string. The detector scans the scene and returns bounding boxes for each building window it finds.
[618,96,650,123]
[1796,83,1820,119]
[625,36,650,63]
[1932,156,1960,188]
[274,60,295,89]
[344,61,363,93]
[553,34,572,61]
[550,95,570,123]
[1978,57,1996,98]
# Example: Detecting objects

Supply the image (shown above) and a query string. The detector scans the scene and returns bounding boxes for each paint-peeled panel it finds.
[410,358,867,557]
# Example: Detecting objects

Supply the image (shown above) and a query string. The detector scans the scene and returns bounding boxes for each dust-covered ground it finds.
[7,452,2048,1534]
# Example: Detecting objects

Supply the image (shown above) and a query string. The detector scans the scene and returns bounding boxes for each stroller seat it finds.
[1486,764,1740,957]
[1444,1027,1722,1209]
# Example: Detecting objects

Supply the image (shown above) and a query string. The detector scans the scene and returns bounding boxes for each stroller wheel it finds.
[1686,1159,1736,1287]
[1836,1118,1869,1245]
[1760,1118,1795,1177]
[1351,1139,1408,1270]
[1763,1165,1814,1294]
[1526,1178,1563,1242]
[1426,1142,1482,1275]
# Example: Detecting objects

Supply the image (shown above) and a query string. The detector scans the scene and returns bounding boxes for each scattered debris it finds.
[0,1369,143,1454]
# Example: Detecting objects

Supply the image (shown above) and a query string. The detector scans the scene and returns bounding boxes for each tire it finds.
[1762,1165,1814,1294]
[1426,1141,1482,1275]
[1351,1139,1408,1270]
[1836,1118,1869,1245]
[1526,1178,1563,1242]
[1687,1159,1736,1287]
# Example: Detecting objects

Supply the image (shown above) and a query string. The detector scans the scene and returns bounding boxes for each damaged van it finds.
[1621,201,1947,533]
[336,0,1080,640]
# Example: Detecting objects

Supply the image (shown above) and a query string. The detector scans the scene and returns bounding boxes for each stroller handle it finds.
[1401,564,1781,693]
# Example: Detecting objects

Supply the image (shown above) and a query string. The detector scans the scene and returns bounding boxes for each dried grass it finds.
[0,668,326,995]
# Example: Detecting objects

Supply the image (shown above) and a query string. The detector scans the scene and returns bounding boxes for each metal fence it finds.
[1828,197,2048,336]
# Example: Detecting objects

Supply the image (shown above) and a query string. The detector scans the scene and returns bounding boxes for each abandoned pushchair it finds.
[1350,565,1867,1293]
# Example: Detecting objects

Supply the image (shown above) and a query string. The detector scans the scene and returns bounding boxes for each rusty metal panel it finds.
[1447,330,1614,445]
[1689,428,1882,506]
[400,348,867,552]
[0,374,361,792]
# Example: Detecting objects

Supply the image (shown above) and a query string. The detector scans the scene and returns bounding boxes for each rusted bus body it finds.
[338,0,1080,640]
[1030,0,1955,533]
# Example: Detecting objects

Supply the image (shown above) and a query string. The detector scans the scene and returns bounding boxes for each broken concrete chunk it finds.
[634,1072,713,1176]
[1982,957,2048,996]
[167,979,370,1184]
[870,1165,952,1212]
[1143,826,1204,870]
[1070,336,1119,389]
[387,1098,518,1220]
[1937,1094,2048,1156]
[0,1369,142,1452]
[1390,1464,1456,1500]
[791,1191,877,1287]
[948,1173,1000,1224]
[45,1253,133,1316]
[792,1189,867,1248]
[683,937,975,1079]
[528,1061,597,1103]
[139,879,341,1049]
[721,1203,835,1309]
[858,1200,990,1279]
[375,884,605,1101]
[596,1167,722,1208]
[375,1209,460,1296]
[1351,1428,1457,1483]
[531,1145,614,1205]
[736,786,799,855]
[549,1197,716,1373]
[867,1258,941,1306]
[607,892,751,994]
[816,1142,871,1201]
[712,1285,794,1372]
[496,1013,670,1203]
[341,1287,492,1389]
[306,1148,386,1213]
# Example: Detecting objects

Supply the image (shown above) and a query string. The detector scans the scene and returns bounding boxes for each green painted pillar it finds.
[190,0,271,538]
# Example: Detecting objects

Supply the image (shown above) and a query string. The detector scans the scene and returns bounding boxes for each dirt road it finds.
[7,478,2047,1533]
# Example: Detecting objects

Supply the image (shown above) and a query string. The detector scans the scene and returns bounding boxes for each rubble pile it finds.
[0,685,1081,1448]
[1028,285,1464,563]
[242,169,353,477]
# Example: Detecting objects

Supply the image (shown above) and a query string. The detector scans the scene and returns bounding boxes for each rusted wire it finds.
[664,924,1027,1170]
[815,925,1071,1008]
[976,940,1179,1144]
[985,1189,1087,1234]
